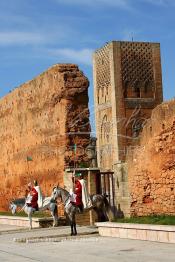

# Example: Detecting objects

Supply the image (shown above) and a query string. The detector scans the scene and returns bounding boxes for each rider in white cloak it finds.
[74,173,92,209]
[34,180,43,209]
[79,174,92,209]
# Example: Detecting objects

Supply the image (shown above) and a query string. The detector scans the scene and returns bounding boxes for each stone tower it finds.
[93,41,163,216]
[93,41,163,171]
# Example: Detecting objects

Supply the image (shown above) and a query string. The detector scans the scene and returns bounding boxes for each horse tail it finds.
[103,195,114,222]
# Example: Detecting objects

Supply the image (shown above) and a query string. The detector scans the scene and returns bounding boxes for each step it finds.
[0,216,66,228]
[95,222,175,244]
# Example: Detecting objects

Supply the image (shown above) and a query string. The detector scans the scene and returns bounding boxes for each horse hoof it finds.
[70,232,77,236]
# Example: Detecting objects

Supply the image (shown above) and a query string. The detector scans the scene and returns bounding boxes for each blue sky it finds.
[0,0,175,134]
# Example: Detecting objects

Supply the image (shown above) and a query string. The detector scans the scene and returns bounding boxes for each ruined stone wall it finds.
[128,99,175,216]
[0,64,90,210]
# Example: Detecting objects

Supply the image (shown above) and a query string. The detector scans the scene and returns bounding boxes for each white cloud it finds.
[48,48,93,65]
[142,0,175,6]
[0,31,45,45]
[53,0,175,10]
[0,26,75,46]
[54,0,131,9]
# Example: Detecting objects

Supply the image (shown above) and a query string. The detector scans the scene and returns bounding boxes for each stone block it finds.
[110,227,120,237]
[157,231,169,243]
[146,230,158,242]
[168,232,175,244]
[136,229,147,241]
[119,228,128,238]
[127,229,137,239]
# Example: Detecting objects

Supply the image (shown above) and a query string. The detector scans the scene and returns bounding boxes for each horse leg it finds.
[72,213,77,236]
[102,205,109,221]
[93,207,102,222]
[68,213,74,236]
[70,222,74,236]
[53,213,58,227]
[53,204,58,227]
[50,203,58,227]
[50,210,55,227]
[52,212,58,227]
[73,222,77,236]
[25,206,32,229]
[28,211,32,229]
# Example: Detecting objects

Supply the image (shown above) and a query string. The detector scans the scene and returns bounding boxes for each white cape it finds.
[34,186,43,209]
[79,179,92,209]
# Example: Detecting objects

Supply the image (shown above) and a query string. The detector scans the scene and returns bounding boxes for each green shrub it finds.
[113,215,175,225]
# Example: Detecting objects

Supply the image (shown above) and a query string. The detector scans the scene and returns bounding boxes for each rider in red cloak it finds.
[71,172,92,212]
[26,183,38,210]
[72,174,83,211]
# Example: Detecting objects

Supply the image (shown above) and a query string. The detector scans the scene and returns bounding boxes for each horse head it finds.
[51,186,61,201]
[9,202,17,215]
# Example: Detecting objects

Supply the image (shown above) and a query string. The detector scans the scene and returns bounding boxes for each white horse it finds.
[9,196,58,229]
[51,186,113,236]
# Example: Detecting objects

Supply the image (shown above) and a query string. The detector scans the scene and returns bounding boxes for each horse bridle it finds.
[54,188,70,207]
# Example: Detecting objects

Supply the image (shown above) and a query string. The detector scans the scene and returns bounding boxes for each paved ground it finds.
[0,224,23,232]
[0,225,174,262]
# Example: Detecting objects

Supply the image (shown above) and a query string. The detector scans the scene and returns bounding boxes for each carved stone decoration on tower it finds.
[86,137,97,168]
[121,41,154,97]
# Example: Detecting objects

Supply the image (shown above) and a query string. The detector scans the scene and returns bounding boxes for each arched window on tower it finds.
[102,87,104,97]
[106,86,108,95]
[144,81,154,98]
[97,90,100,104]
[134,81,141,98]
[100,115,110,144]
[124,81,139,98]
[123,81,129,98]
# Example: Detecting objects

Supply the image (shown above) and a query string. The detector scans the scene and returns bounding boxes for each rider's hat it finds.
[34,180,38,186]
[74,172,82,177]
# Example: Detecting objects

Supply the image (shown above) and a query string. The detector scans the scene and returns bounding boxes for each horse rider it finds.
[26,182,38,211]
[71,173,92,211]
[78,173,92,209]
[33,180,43,209]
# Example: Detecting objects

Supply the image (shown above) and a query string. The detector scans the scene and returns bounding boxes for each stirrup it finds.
[77,207,83,213]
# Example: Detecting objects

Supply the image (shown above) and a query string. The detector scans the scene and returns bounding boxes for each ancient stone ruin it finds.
[93,41,163,216]
[0,64,90,210]
[128,99,175,216]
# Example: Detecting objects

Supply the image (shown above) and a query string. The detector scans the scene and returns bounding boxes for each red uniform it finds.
[74,180,82,206]
[27,187,38,210]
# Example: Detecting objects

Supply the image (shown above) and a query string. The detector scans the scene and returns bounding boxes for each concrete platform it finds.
[96,222,175,244]
[0,224,24,233]
[0,215,54,228]
[0,215,67,228]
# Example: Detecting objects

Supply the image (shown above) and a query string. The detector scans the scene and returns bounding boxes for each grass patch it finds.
[113,215,175,225]
[0,211,51,218]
